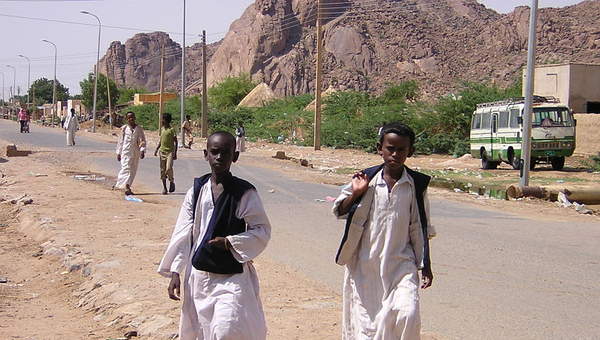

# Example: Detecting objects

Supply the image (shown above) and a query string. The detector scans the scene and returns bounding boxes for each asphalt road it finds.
[2,119,599,340]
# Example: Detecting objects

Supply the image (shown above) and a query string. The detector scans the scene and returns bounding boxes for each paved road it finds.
[2,119,599,340]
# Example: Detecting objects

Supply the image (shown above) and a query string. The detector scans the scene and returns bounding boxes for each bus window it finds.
[482,112,491,129]
[532,107,573,127]
[499,110,509,128]
[472,113,482,129]
[509,108,520,128]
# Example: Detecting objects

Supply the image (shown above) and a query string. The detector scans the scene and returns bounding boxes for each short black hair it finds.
[379,122,415,145]
[163,113,172,124]
[186,114,191,119]
[207,131,236,150]
[126,111,135,116]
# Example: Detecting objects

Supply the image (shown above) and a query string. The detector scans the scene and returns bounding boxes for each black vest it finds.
[190,173,255,274]
[335,164,432,270]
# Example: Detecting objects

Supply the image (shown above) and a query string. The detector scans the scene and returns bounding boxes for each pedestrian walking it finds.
[332,122,435,340]
[18,108,28,133]
[115,112,147,196]
[158,131,271,340]
[154,113,178,195]
[235,123,246,152]
[63,108,79,146]
[181,114,194,149]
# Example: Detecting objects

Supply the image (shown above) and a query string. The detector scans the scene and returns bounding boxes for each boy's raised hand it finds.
[168,272,181,300]
[351,172,369,197]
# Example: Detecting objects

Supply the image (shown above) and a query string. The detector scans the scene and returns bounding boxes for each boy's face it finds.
[162,117,170,126]
[377,133,414,170]
[204,134,239,175]
[127,113,136,126]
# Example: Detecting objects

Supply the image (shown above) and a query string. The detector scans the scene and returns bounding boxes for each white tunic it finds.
[115,124,146,189]
[63,114,79,146]
[333,168,430,340]
[158,180,271,340]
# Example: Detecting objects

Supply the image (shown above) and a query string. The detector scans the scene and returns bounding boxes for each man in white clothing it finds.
[63,108,79,146]
[115,112,147,195]
[158,131,271,340]
[332,123,434,340]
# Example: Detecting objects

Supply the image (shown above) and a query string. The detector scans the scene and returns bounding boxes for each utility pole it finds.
[201,30,208,138]
[180,0,186,147]
[81,11,102,133]
[314,0,323,151]
[42,39,57,127]
[159,43,166,134]
[519,0,539,187]
[1,72,4,105]
[18,55,31,108]
[106,64,112,129]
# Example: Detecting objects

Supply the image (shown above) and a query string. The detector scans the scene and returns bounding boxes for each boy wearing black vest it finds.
[158,131,271,340]
[333,122,434,340]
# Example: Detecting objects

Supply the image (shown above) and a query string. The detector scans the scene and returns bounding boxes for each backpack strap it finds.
[406,167,432,270]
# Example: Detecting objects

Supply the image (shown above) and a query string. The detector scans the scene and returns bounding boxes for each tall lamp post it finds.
[81,10,101,133]
[5,65,16,104]
[0,71,5,105]
[42,39,58,127]
[180,0,186,147]
[18,55,31,107]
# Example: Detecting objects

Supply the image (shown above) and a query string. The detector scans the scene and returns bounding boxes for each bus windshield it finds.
[532,107,573,127]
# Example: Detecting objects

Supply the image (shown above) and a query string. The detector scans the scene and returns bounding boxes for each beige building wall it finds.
[568,64,600,113]
[524,63,600,113]
[574,113,600,155]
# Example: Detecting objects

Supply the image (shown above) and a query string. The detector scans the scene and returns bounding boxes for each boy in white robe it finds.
[158,131,271,340]
[115,112,146,195]
[63,108,79,146]
[332,122,434,340]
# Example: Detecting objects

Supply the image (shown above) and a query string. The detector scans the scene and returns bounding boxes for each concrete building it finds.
[523,63,600,113]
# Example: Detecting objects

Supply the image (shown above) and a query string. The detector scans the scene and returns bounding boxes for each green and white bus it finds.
[470,96,576,170]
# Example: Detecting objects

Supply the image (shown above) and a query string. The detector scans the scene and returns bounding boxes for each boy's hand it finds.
[168,272,181,300]
[208,237,230,251]
[154,149,158,157]
[140,151,145,159]
[173,152,177,160]
[117,154,121,162]
[351,172,369,198]
[421,267,433,289]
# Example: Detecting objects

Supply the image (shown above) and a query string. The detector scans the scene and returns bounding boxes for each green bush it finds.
[208,74,255,110]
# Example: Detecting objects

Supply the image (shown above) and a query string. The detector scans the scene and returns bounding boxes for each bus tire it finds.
[481,150,498,170]
[551,157,565,171]
[508,148,520,170]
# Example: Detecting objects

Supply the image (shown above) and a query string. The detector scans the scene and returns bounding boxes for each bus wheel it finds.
[508,149,520,170]
[481,151,498,170]
[551,157,565,171]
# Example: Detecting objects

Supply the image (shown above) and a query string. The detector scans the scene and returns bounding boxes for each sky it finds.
[0,0,584,96]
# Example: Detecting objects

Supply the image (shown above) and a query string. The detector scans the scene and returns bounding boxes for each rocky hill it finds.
[99,0,600,97]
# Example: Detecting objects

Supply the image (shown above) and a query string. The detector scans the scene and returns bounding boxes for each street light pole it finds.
[5,65,16,104]
[180,0,186,147]
[18,55,31,107]
[519,0,539,187]
[0,72,4,105]
[81,10,102,133]
[42,39,58,127]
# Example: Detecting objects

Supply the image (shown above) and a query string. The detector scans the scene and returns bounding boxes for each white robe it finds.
[333,169,431,340]
[158,181,271,340]
[115,124,146,189]
[63,114,79,146]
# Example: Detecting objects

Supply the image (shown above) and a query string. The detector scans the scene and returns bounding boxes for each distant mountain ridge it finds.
[99,0,600,97]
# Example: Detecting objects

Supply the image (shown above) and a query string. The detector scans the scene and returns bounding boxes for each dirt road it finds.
[1,119,599,339]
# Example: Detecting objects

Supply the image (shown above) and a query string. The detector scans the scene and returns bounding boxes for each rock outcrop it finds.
[99,0,600,97]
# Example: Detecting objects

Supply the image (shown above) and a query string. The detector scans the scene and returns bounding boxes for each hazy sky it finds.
[0,0,584,96]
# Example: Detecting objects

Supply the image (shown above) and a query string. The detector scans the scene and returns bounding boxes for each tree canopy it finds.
[80,73,120,111]
[28,77,69,105]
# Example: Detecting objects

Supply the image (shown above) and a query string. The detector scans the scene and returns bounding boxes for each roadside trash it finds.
[0,277,7,284]
[557,191,593,214]
[325,196,336,202]
[314,199,326,203]
[268,189,275,193]
[73,174,106,181]
[9,194,33,205]
[125,196,143,203]
[556,180,565,183]
[29,171,47,177]
[453,188,463,193]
